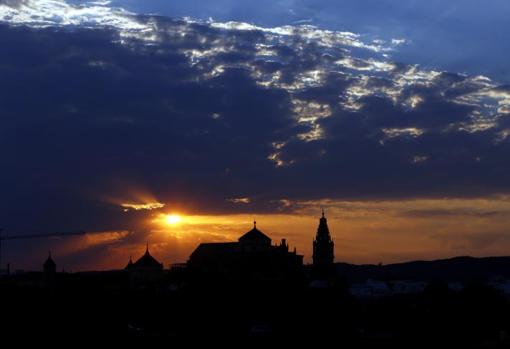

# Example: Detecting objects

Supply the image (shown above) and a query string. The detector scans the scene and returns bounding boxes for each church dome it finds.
[131,244,163,271]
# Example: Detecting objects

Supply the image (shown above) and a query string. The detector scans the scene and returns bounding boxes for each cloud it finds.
[400,209,508,219]
[228,197,252,204]
[0,0,28,8]
[0,0,509,237]
[121,202,165,212]
[0,0,151,36]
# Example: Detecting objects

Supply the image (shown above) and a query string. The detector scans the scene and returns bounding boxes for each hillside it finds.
[333,256,510,283]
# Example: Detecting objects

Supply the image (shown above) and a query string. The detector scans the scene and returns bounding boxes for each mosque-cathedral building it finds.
[120,211,335,281]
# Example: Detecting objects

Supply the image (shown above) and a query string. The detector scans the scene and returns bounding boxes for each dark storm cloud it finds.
[1,5,510,233]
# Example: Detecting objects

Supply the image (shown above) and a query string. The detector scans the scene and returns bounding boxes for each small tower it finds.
[125,256,134,270]
[279,238,289,252]
[312,210,335,279]
[43,251,57,274]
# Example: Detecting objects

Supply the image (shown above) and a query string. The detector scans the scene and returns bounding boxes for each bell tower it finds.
[312,209,335,279]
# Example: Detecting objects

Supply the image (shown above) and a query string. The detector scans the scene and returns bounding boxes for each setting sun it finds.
[165,214,182,225]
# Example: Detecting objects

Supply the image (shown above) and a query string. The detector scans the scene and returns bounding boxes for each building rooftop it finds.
[238,221,271,244]
[127,243,163,271]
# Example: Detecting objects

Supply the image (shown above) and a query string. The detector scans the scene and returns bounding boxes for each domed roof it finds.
[131,243,163,270]
[44,252,56,268]
[239,221,271,244]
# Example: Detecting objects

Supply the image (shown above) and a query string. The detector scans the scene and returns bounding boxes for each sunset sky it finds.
[1,0,510,271]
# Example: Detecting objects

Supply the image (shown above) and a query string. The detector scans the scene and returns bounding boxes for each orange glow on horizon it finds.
[37,197,510,272]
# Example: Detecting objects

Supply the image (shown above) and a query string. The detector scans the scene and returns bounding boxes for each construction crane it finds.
[0,229,86,272]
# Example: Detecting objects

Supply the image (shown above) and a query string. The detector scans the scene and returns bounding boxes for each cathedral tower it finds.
[312,210,335,279]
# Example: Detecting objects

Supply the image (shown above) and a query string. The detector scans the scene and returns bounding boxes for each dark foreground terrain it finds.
[1,269,510,348]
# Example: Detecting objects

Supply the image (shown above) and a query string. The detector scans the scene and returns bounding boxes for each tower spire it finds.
[313,208,335,279]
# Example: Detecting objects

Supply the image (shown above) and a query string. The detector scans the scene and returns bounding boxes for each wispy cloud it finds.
[121,202,165,212]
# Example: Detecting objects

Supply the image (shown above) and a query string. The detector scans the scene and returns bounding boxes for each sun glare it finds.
[165,214,182,225]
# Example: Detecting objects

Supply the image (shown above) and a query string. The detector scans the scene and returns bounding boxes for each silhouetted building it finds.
[43,251,57,274]
[188,221,303,281]
[125,243,163,271]
[312,210,335,279]
[125,256,134,270]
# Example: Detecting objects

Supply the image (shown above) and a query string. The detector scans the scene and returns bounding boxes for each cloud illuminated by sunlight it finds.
[228,197,251,204]
[121,202,165,212]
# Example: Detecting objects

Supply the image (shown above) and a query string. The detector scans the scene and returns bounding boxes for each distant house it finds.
[350,279,392,299]
[188,221,303,282]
